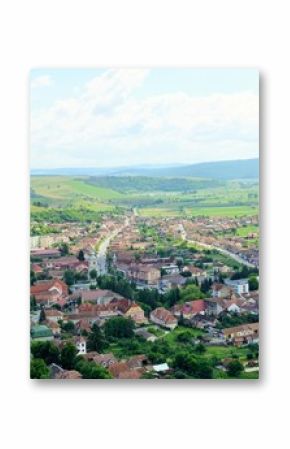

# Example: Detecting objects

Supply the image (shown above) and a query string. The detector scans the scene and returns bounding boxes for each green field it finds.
[236,224,259,236]
[139,205,258,218]
[31,176,123,201]
[31,175,259,221]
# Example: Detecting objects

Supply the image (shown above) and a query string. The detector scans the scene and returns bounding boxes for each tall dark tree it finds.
[227,360,244,377]
[30,358,50,379]
[63,269,75,286]
[30,296,37,311]
[31,341,60,365]
[75,358,112,379]
[87,323,106,352]
[39,308,46,323]
[30,269,36,286]
[248,276,259,291]
[77,250,85,261]
[60,343,78,370]
[104,317,134,339]
[59,242,69,256]
[61,321,76,334]
[89,269,97,280]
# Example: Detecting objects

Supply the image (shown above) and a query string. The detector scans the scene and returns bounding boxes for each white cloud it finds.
[31,75,54,89]
[31,69,259,168]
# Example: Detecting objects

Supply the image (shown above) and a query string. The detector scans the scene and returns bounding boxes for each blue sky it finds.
[30,68,259,168]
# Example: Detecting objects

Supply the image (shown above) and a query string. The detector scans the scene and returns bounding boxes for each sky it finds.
[30,68,259,169]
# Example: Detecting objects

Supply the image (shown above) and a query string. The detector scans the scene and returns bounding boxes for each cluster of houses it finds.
[49,352,170,379]
[179,216,259,267]
[30,213,259,379]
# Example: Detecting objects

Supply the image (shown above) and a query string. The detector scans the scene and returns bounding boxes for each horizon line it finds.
[30,157,259,172]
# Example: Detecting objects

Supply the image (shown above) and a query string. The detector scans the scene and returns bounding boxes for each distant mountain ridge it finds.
[31,158,259,180]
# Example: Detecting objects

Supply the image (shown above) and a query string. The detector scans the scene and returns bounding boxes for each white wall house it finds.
[224,278,249,294]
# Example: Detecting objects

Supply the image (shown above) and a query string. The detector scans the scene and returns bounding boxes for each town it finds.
[30,208,259,379]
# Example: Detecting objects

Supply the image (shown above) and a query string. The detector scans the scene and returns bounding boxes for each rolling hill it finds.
[31,158,259,180]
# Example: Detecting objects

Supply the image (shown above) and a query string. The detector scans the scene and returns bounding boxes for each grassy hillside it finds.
[31,175,259,221]
[31,176,123,201]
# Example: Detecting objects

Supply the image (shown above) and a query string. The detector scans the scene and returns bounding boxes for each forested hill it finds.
[117,158,259,179]
[31,158,259,180]
[84,176,222,193]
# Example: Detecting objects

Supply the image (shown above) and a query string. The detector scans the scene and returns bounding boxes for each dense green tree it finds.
[89,269,97,280]
[248,276,259,291]
[200,278,213,294]
[77,249,85,261]
[194,343,206,354]
[176,330,193,343]
[75,358,112,379]
[30,296,37,311]
[61,321,76,334]
[30,358,50,379]
[75,271,88,281]
[195,360,213,379]
[181,270,192,278]
[137,288,160,310]
[227,360,244,377]
[164,287,180,307]
[52,303,61,311]
[30,269,36,286]
[63,269,75,286]
[59,242,69,256]
[104,317,135,339]
[60,343,78,370]
[39,308,46,323]
[217,313,258,329]
[31,341,60,365]
[231,266,258,280]
[160,267,167,277]
[173,352,198,375]
[173,351,213,378]
[87,323,107,352]
[180,284,204,302]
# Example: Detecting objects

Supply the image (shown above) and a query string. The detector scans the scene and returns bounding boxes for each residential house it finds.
[78,289,124,305]
[122,301,147,324]
[30,248,61,259]
[74,336,87,355]
[224,278,249,295]
[90,353,117,368]
[204,298,224,316]
[223,322,259,346]
[160,274,187,291]
[55,370,82,379]
[172,300,206,320]
[44,309,63,323]
[150,307,178,330]
[161,264,179,275]
[46,320,61,336]
[30,279,68,307]
[129,264,161,287]
[212,283,233,299]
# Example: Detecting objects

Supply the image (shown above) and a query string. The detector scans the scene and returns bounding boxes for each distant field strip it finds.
[139,205,258,218]
[31,177,123,201]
